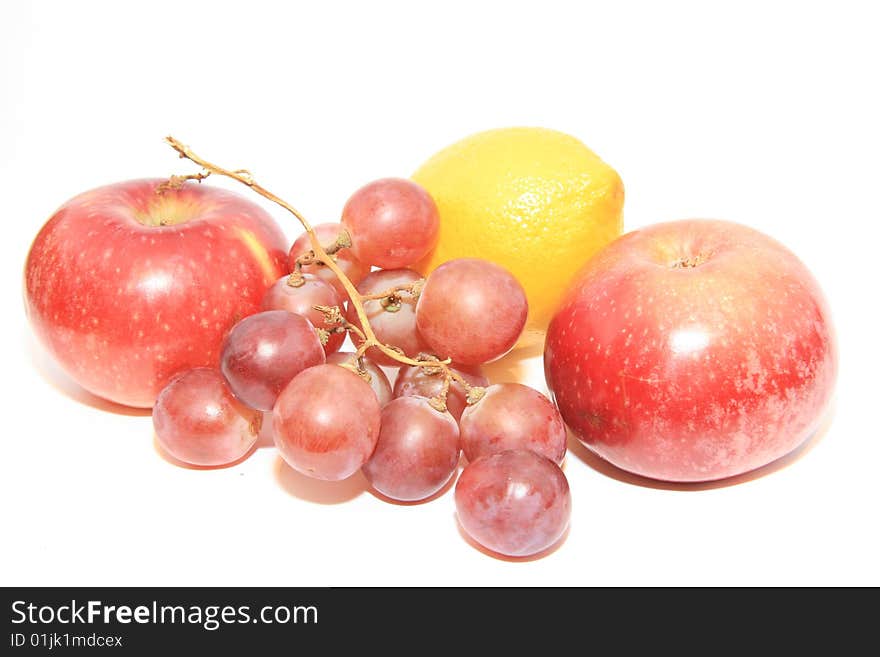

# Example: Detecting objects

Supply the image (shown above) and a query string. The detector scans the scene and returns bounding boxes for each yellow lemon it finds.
[413,127,625,347]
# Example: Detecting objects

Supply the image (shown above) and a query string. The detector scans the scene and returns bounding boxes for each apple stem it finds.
[671,253,709,268]
[162,136,466,391]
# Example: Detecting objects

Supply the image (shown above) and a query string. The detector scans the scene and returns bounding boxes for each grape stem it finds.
[155,170,211,193]
[359,280,424,302]
[293,232,350,270]
[163,137,476,409]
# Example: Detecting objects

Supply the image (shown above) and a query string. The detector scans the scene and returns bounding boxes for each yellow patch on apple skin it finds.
[235,227,279,282]
[137,195,204,227]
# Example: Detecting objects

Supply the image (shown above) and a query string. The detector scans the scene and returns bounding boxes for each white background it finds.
[2,1,877,586]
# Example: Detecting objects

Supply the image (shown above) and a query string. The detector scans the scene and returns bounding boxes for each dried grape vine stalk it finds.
[163,136,485,412]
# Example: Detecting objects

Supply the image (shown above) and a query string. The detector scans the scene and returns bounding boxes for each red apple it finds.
[24,179,288,408]
[544,219,837,482]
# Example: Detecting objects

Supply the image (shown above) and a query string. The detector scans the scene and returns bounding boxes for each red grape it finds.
[341,178,439,269]
[393,363,488,421]
[326,351,393,406]
[345,268,429,366]
[362,397,460,502]
[220,310,325,411]
[455,450,571,558]
[460,383,567,464]
[153,368,261,467]
[273,364,381,480]
[288,222,370,295]
[416,258,528,365]
[261,273,345,355]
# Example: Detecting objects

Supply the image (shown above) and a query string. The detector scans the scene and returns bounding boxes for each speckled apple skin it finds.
[25,179,288,408]
[544,219,837,482]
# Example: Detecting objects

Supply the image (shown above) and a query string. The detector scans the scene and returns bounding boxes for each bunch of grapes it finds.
[153,176,571,559]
